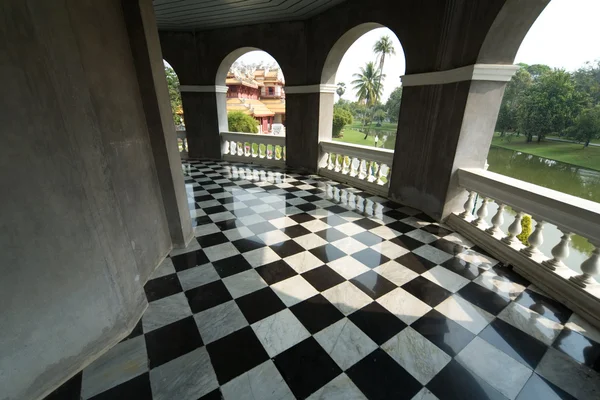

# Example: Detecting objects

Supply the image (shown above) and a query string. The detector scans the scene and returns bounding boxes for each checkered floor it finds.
[47,160,600,400]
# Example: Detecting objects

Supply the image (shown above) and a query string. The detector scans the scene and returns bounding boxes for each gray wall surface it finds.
[0,0,172,398]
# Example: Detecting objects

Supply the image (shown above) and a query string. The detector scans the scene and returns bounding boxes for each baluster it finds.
[326,184,334,199]
[350,157,360,177]
[347,193,356,209]
[333,187,341,203]
[569,244,600,288]
[358,160,367,180]
[520,219,545,257]
[485,203,505,236]
[542,231,573,270]
[471,197,490,229]
[340,189,348,205]
[459,191,477,220]
[356,196,365,213]
[502,211,524,245]
[365,200,374,216]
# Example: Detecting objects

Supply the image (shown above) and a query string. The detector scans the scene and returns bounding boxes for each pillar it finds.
[388,64,518,220]
[179,85,228,159]
[123,0,194,249]
[285,84,336,172]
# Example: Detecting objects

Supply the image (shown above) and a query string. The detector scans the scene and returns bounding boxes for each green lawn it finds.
[491,135,600,171]
[347,122,398,133]
[333,128,396,150]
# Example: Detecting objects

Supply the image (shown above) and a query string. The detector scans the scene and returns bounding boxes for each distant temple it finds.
[225,65,285,134]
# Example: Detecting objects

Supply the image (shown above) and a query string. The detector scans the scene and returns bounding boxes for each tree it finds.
[336,82,346,98]
[525,64,551,80]
[373,109,387,126]
[568,105,600,147]
[228,111,258,133]
[373,35,396,100]
[332,106,353,138]
[518,69,587,142]
[352,62,384,106]
[164,65,183,125]
[572,60,600,106]
[496,68,532,135]
[385,87,402,122]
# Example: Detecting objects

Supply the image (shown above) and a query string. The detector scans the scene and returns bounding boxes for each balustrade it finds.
[221,131,286,166]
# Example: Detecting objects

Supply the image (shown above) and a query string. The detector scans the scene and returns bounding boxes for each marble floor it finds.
[46,159,600,400]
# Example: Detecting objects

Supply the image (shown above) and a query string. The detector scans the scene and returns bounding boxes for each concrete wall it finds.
[0,0,172,398]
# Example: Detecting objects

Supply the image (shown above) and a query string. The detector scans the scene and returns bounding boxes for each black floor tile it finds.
[479,318,548,369]
[346,348,422,400]
[204,205,228,215]
[192,215,213,227]
[422,225,453,237]
[352,231,385,246]
[389,235,425,251]
[516,373,577,400]
[351,248,390,269]
[348,302,407,345]
[354,218,382,230]
[145,317,203,369]
[217,196,235,205]
[296,203,318,212]
[194,195,214,202]
[45,372,82,400]
[395,253,436,274]
[214,218,243,231]
[315,228,347,243]
[383,210,408,220]
[414,213,435,223]
[235,287,287,324]
[553,328,600,372]
[491,265,531,287]
[441,257,484,280]
[171,250,210,272]
[256,260,298,285]
[122,318,143,341]
[301,265,346,292]
[248,221,278,235]
[144,274,183,302]
[212,254,253,278]
[271,240,305,258]
[290,213,316,224]
[310,244,346,263]
[231,208,255,218]
[197,232,229,248]
[89,373,152,400]
[319,215,347,227]
[325,205,351,214]
[428,359,506,400]
[231,236,266,253]
[402,276,452,307]
[281,224,311,238]
[411,309,475,357]
[207,326,270,385]
[273,337,342,399]
[185,280,233,313]
[430,238,469,256]
[386,221,416,234]
[515,289,572,324]
[290,294,345,334]
[350,270,397,299]
[458,282,511,315]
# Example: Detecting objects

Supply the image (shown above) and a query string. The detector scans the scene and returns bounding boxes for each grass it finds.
[347,122,398,133]
[333,127,396,150]
[491,134,600,171]
[545,135,600,145]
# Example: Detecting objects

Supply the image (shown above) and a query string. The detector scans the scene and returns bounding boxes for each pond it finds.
[475,146,600,273]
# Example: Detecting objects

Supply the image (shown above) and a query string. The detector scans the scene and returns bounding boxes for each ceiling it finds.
[153,0,348,31]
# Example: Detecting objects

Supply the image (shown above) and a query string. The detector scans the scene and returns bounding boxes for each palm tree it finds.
[373,36,396,98]
[336,82,346,98]
[352,62,384,106]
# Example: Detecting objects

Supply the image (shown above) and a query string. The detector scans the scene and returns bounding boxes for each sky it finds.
[231,0,600,103]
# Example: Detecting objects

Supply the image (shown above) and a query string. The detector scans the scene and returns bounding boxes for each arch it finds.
[215,47,261,85]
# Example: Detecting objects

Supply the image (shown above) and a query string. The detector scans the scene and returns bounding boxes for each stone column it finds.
[122,0,194,248]
[388,64,518,220]
[180,85,228,160]
[285,84,336,172]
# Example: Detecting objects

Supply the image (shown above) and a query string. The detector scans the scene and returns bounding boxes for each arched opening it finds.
[477,0,600,272]
[163,60,187,156]
[216,48,286,136]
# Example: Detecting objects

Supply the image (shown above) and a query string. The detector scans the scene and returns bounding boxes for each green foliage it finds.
[567,105,600,147]
[373,36,396,99]
[373,109,387,126]
[332,106,353,138]
[517,215,532,246]
[228,111,258,133]
[164,65,183,125]
[336,82,346,98]
[352,62,384,106]
[496,68,532,134]
[385,87,402,122]
[572,60,600,106]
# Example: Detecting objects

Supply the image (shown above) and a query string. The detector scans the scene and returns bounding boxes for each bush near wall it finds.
[518,215,533,246]
[228,111,258,133]
[332,107,353,138]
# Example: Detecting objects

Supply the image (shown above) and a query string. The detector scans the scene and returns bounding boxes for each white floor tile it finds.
[435,295,494,334]
[422,265,470,293]
[293,233,328,250]
[142,293,192,333]
[194,300,248,344]
[314,318,377,370]
[271,275,319,307]
[331,237,368,255]
[177,264,220,291]
[252,309,311,357]
[374,261,419,287]
[327,256,371,280]
[221,360,294,400]
[222,269,268,298]
[497,302,563,345]
[307,373,366,400]
[322,281,374,316]
[204,242,240,262]
[377,287,432,325]
[412,245,454,264]
[284,251,324,273]
[243,247,281,268]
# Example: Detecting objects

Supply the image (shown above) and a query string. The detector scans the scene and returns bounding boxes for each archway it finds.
[163,60,187,157]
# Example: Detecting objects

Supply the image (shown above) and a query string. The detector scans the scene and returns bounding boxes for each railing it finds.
[221,131,286,167]
[176,130,188,156]
[447,167,600,328]
[318,140,393,196]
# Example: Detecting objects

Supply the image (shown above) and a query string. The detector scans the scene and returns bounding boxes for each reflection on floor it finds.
[47,160,600,400]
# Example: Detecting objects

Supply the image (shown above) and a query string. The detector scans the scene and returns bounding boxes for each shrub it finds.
[517,215,532,246]
[228,111,258,133]
[332,107,353,138]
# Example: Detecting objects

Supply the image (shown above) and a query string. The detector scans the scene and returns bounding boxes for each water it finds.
[477,147,600,273]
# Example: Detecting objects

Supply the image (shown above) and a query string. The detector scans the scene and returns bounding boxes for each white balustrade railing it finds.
[318,140,393,196]
[447,167,600,327]
[221,132,286,166]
